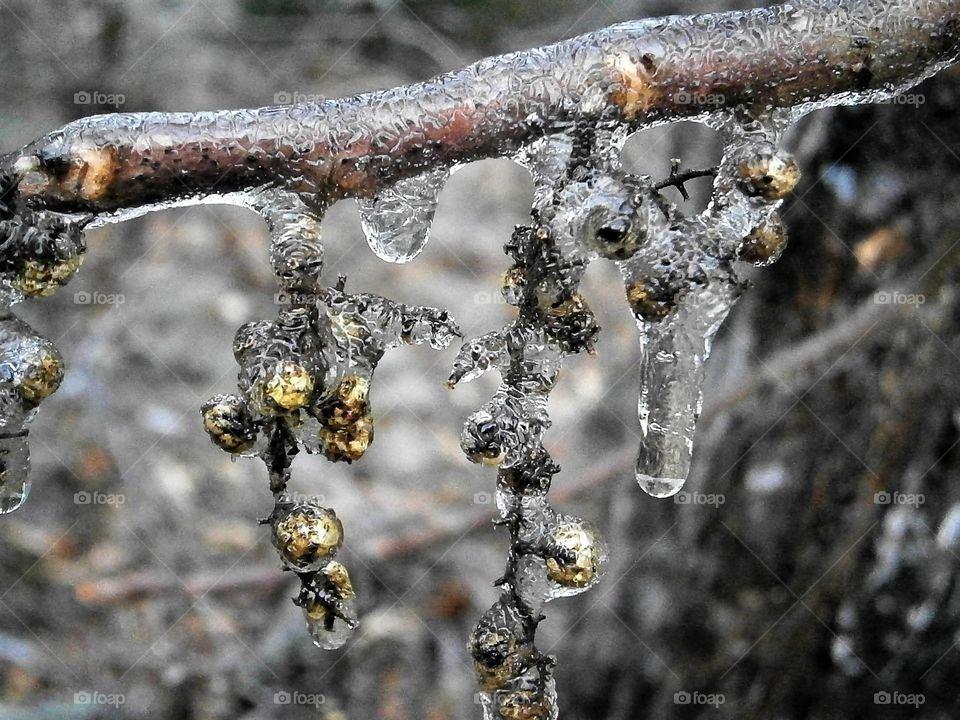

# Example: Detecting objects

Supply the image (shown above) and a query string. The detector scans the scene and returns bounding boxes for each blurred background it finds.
[2,0,960,718]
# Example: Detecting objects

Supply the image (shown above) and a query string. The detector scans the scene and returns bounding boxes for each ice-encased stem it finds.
[635,278,739,497]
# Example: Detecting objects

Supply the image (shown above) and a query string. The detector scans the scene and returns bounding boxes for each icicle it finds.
[0,429,30,514]
[634,277,740,497]
[0,313,64,512]
[357,167,449,263]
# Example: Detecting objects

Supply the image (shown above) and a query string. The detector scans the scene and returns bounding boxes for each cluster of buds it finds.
[268,496,358,649]
[0,314,65,513]
[456,153,630,718]
[0,188,81,514]
[200,255,460,650]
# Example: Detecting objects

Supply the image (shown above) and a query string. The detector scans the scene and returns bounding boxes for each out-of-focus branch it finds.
[1,0,958,221]
[74,446,635,605]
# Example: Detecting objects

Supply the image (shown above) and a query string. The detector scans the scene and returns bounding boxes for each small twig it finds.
[654,160,719,200]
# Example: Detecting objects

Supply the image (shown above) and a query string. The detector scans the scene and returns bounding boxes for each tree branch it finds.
[1,0,958,221]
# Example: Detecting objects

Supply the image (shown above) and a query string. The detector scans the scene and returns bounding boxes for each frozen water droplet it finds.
[636,472,685,498]
[304,595,357,650]
[357,168,448,263]
[0,434,30,514]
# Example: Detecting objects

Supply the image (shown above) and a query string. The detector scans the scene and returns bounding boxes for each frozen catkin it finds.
[0,0,957,714]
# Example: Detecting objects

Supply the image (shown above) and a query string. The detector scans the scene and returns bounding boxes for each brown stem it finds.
[2,0,958,220]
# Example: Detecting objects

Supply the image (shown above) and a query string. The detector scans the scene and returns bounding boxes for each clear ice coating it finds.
[0,3,956,717]
[357,168,450,263]
[0,432,30,514]
[299,560,359,650]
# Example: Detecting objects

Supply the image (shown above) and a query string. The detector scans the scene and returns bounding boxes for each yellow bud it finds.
[545,522,605,588]
[14,255,83,298]
[740,214,788,266]
[273,508,343,571]
[735,147,801,200]
[18,346,63,403]
[254,361,314,415]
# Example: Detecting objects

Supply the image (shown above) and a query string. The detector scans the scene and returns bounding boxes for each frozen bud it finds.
[320,414,374,463]
[739,213,788,266]
[232,320,271,362]
[501,266,527,305]
[16,339,63,404]
[321,560,355,599]
[461,409,507,466]
[543,519,607,591]
[271,499,343,572]
[200,394,259,454]
[317,375,370,428]
[470,600,532,691]
[590,213,643,261]
[624,276,676,322]
[541,293,600,354]
[252,360,315,415]
[735,145,801,200]
[14,255,84,298]
[0,212,86,298]
[0,318,64,404]
[299,560,358,650]
[495,688,557,720]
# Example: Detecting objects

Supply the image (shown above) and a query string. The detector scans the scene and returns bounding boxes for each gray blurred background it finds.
[2,1,960,718]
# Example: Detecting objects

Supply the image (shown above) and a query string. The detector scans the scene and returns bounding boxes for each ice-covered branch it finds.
[0,2,958,719]
[0,0,958,223]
